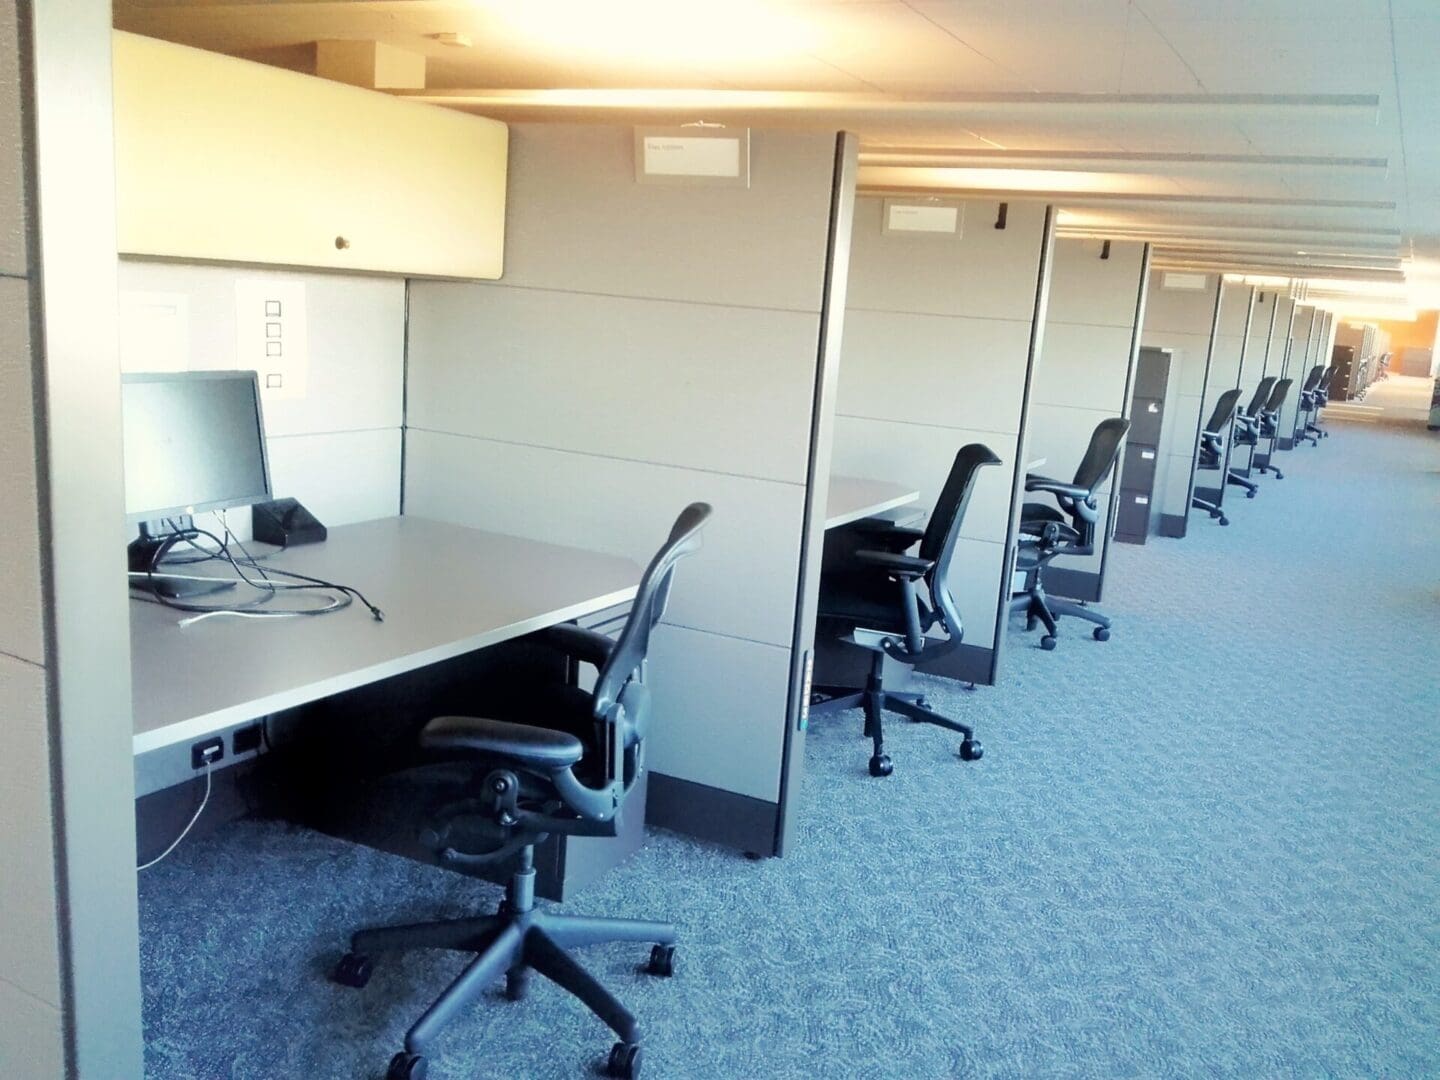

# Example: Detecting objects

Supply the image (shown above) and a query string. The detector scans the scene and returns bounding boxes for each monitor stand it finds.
[128,519,237,599]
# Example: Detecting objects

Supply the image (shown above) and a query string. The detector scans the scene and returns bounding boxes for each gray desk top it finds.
[131,517,640,755]
[825,474,921,530]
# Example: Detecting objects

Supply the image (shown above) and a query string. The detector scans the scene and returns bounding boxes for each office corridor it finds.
[138,422,1440,1080]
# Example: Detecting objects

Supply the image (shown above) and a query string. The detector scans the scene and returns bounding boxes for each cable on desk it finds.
[137,760,213,872]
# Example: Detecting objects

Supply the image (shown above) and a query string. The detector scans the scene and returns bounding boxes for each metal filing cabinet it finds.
[1115,347,1170,544]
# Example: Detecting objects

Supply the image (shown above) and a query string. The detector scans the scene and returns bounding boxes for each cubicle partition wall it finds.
[830,196,1055,684]
[1277,304,1317,449]
[1139,270,1224,538]
[1192,280,1257,508]
[404,123,855,857]
[1022,238,1151,602]
[1236,290,1278,419]
[2,0,144,1072]
[1252,294,1296,469]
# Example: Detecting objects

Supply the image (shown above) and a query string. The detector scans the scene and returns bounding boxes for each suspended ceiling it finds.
[112,0,1440,313]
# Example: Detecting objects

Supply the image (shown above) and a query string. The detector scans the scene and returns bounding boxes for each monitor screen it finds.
[122,371,272,524]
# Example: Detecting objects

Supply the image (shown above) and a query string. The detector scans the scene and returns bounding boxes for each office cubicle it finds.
[404,123,856,857]
[1139,270,1224,538]
[830,195,1055,685]
[1251,294,1296,470]
[1276,304,1318,450]
[1022,238,1151,602]
[1191,280,1257,510]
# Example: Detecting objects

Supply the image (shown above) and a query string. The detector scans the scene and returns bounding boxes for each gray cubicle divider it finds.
[1252,294,1296,469]
[831,196,1056,685]
[403,123,856,858]
[1139,269,1224,538]
[1237,289,1278,412]
[3,0,145,1073]
[1022,238,1151,603]
[1192,280,1257,508]
[1276,304,1317,450]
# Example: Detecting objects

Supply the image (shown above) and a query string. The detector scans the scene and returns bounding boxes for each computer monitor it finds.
[122,370,272,572]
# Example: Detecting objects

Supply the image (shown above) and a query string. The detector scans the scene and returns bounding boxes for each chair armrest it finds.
[1025,474,1090,500]
[853,521,925,544]
[421,716,585,770]
[534,623,615,669]
[853,549,934,580]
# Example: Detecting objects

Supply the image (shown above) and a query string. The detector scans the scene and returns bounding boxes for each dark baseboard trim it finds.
[1193,484,1221,504]
[135,757,269,862]
[1277,437,1295,451]
[916,643,994,685]
[648,772,780,857]
[1158,514,1187,538]
[1042,566,1101,602]
[1253,452,1270,468]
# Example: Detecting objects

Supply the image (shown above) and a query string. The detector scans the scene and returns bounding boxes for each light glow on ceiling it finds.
[481,0,816,65]
[857,166,1168,196]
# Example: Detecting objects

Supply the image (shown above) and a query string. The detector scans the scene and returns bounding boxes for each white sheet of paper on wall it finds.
[235,279,308,401]
[118,291,190,374]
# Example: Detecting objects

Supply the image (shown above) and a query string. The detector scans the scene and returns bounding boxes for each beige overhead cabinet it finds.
[112,32,508,280]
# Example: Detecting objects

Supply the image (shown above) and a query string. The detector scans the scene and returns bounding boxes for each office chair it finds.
[332,504,712,1080]
[811,444,1001,777]
[1010,418,1129,650]
[1295,365,1324,447]
[1223,376,1275,499]
[1192,388,1244,525]
[1304,366,1335,441]
[1255,377,1292,479]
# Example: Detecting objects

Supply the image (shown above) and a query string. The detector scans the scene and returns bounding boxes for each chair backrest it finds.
[1204,388,1244,434]
[1318,365,1335,390]
[1245,376,1276,416]
[1302,365,1323,392]
[921,443,1002,638]
[592,502,711,720]
[1265,377,1292,411]
[1072,417,1131,495]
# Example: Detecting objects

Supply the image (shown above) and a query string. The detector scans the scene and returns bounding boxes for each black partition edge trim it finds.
[648,773,780,856]
[1181,275,1226,529]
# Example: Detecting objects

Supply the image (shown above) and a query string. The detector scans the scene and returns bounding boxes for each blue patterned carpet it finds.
[140,421,1440,1079]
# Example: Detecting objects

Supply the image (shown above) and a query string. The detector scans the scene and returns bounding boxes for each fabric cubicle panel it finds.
[1237,289,1278,407]
[404,123,850,856]
[1139,270,1224,537]
[1023,238,1150,598]
[1277,305,1318,447]
[831,196,1054,680]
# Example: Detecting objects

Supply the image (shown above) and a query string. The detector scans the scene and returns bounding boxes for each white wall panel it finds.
[646,626,791,802]
[0,0,23,278]
[0,979,64,1076]
[846,197,1050,321]
[406,284,820,484]
[499,125,834,313]
[405,429,806,651]
[267,428,401,529]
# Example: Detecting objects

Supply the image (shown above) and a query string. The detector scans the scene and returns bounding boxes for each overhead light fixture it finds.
[429,32,473,48]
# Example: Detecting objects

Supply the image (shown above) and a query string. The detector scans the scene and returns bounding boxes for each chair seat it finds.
[818,570,910,634]
[422,715,585,769]
[1020,502,1067,525]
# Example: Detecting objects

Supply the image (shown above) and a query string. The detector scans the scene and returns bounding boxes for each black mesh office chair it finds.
[1224,376,1275,499]
[812,444,1001,777]
[1304,365,1335,441]
[1010,418,1129,650]
[1295,365,1324,446]
[333,504,712,1080]
[1192,388,1244,526]
[1255,377,1292,478]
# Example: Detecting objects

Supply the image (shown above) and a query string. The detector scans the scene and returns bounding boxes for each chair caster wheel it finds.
[506,967,530,1001]
[387,1052,427,1080]
[868,754,893,777]
[332,953,373,989]
[1040,636,1057,651]
[645,944,676,977]
[1093,627,1110,642]
[608,1041,643,1079]
[959,739,983,762]
[1218,517,1229,526]
[1246,490,1256,499]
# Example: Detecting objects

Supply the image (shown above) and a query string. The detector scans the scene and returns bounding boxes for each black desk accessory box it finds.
[252,498,327,548]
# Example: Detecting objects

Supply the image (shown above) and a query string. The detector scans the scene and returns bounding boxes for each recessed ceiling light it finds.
[1296,249,1309,255]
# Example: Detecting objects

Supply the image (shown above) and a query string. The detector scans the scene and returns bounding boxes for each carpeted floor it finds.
[140,420,1440,1080]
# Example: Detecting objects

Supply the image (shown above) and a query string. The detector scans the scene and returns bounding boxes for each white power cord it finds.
[137,760,213,872]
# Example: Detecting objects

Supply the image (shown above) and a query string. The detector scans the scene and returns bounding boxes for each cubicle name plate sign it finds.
[634,127,751,188]
[883,200,963,236]
[1161,271,1209,290]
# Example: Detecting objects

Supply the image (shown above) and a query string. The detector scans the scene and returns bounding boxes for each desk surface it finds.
[131,517,640,755]
[826,475,921,530]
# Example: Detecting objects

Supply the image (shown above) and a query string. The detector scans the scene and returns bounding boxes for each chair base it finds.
[1190,494,1229,526]
[1226,469,1258,497]
[810,653,980,777]
[1009,577,1112,650]
[335,846,673,1079]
